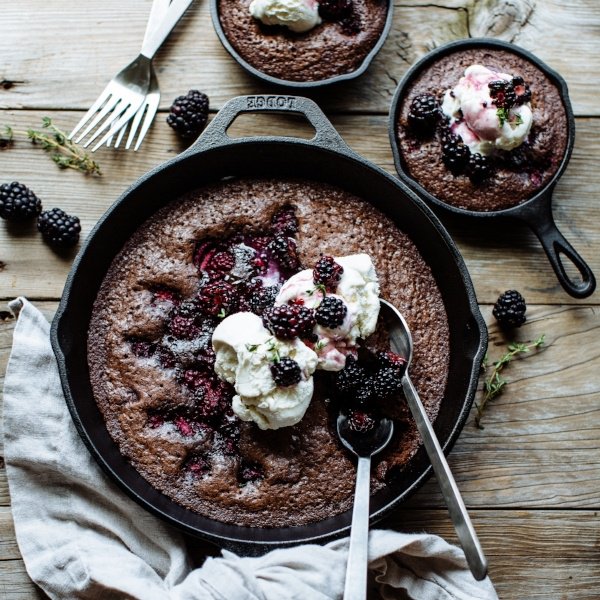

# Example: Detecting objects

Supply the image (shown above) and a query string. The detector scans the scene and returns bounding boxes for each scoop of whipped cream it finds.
[441,64,533,155]
[249,0,321,33]
[275,254,380,371]
[212,312,318,430]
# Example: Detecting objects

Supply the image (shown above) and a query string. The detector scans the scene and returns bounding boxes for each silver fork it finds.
[108,0,172,151]
[70,0,194,152]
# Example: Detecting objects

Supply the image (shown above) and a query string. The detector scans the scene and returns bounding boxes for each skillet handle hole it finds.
[226,113,316,141]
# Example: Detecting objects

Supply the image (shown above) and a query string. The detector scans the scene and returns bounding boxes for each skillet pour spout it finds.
[389,38,596,299]
[52,94,487,550]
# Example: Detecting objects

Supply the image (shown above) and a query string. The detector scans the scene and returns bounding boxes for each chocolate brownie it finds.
[218,0,388,82]
[88,178,449,527]
[396,48,569,211]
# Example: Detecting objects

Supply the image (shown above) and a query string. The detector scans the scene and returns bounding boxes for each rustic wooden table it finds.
[1,1,599,597]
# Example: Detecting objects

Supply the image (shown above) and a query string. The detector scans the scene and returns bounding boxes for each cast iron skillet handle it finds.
[517,192,596,298]
[188,94,352,154]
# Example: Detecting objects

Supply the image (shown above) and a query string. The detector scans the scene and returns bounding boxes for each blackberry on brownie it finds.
[263,304,316,339]
[315,297,347,328]
[270,357,302,387]
[313,255,344,292]
[407,93,440,135]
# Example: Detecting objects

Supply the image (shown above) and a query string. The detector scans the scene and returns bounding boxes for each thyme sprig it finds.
[2,117,101,175]
[475,334,545,429]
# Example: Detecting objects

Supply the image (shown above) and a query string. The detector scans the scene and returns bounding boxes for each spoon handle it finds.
[343,455,371,600]
[402,376,488,581]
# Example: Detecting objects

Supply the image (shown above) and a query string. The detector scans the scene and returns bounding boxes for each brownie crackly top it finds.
[88,178,449,528]
[218,0,388,82]
[396,47,569,212]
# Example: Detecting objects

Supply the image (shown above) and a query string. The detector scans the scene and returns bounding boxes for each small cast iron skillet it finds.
[51,95,486,553]
[389,38,596,299]
[210,0,393,87]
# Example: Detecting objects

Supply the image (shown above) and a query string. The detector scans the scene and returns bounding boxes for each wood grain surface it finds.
[1,0,599,598]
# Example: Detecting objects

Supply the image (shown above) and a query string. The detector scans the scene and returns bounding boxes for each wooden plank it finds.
[0,560,46,599]
[0,111,598,303]
[406,303,600,509]
[0,507,19,561]
[0,1,599,114]
[1,303,599,509]
[1,508,599,599]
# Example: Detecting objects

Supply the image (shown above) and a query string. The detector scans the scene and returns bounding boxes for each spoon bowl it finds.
[336,414,394,458]
[336,413,394,600]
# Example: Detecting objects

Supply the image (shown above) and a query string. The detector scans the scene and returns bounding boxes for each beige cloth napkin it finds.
[2,297,498,600]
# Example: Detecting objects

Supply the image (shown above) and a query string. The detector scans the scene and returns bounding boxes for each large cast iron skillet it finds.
[210,0,394,88]
[51,95,487,552]
[389,38,596,299]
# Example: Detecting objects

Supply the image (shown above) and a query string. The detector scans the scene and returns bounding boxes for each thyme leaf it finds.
[3,118,101,175]
[314,339,327,352]
[0,125,13,149]
[497,107,509,126]
[266,338,280,363]
[306,284,327,297]
[475,334,545,429]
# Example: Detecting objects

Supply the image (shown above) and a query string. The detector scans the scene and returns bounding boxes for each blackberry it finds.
[197,281,238,317]
[511,76,532,105]
[208,251,235,275]
[353,377,375,403]
[238,461,263,483]
[37,207,81,248]
[271,206,298,236]
[488,80,516,109]
[220,410,241,442]
[492,290,527,328]
[166,90,209,139]
[347,410,375,433]
[407,93,440,135]
[157,347,177,369]
[335,357,366,394]
[130,340,156,358]
[0,182,42,221]
[441,131,470,175]
[174,414,195,437]
[318,0,352,20]
[373,367,403,399]
[175,298,202,319]
[263,304,316,339]
[270,357,302,387]
[467,153,492,183]
[315,296,347,329]
[377,350,407,376]
[501,145,529,170]
[185,454,210,476]
[198,386,230,421]
[268,234,301,272]
[313,255,343,292]
[168,315,200,339]
[249,285,279,315]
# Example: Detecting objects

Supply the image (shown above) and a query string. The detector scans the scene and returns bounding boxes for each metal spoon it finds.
[380,298,488,581]
[337,413,394,600]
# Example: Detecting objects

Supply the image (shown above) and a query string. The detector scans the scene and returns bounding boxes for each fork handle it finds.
[140,0,195,59]
[143,0,172,47]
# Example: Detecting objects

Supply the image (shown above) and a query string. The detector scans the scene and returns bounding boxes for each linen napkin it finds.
[2,297,498,600]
